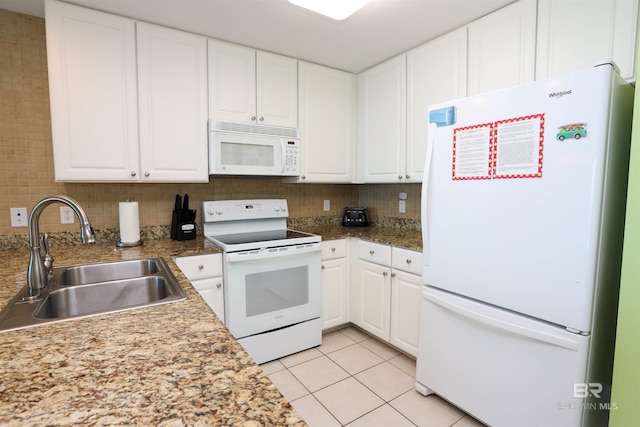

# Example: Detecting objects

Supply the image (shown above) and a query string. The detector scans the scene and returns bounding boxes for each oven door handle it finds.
[226,243,321,263]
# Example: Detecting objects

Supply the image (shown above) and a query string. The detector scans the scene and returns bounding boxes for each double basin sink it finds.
[0,257,186,333]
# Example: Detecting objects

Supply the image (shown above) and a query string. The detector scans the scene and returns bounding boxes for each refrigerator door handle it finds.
[422,124,436,265]
[423,290,580,351]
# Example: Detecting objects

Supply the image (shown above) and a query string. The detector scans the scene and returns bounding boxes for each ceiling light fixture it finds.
[288,0,370,20]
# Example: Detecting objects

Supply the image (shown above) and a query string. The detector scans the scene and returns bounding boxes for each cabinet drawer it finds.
[174,253,222,280]
[392,247,423,275]
[358,240,391,265]
[322,239,348,260]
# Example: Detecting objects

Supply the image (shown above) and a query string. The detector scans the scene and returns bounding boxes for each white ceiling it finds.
[0,0,516,73]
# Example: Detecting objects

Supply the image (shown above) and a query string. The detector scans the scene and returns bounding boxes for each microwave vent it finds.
[209,120,300,138]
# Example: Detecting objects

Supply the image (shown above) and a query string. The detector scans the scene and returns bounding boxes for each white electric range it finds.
[202,199,322,364]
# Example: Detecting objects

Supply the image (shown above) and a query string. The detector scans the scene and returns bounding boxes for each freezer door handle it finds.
[423,290,580,351]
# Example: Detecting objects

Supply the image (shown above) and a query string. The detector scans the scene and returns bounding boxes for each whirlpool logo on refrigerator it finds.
[549,89,572,99]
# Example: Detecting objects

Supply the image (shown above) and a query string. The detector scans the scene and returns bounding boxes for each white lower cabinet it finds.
[321,240,350,330]
[174,253,224,322]
[354,258,392,340]
[351,240,422,356]
[390,247,423,357]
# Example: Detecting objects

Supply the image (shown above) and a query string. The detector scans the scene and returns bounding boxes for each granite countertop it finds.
[0,222,421,425]
[293,222,423,252]
[0,237,305,426]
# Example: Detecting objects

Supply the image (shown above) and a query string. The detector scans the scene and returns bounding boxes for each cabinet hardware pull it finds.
[370,250,375,255]
[216,283,222,288]
[398,175,403,180]
[321,265,325,269]
[331,247,336,252]
[406,259,412,264]
[391,273,396,278]
[144,172,150,177]
[130,171,136,177]
[251,116,256,121]
[383,271,388,276]
[198,265,204,270]
[259,116,264,122]
[406,174,410,179]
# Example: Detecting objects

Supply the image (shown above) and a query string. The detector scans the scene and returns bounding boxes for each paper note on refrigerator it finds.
[452,124,493,179]
[452,114,544,180]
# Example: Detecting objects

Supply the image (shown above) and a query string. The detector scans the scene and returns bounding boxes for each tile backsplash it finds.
[0,8,420,238]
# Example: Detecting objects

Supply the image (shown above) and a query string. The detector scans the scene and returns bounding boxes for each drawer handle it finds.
[406,259,412,264]
[331,247,336,252]
[383,271,388,276]
[370,250,375,255]
[321,265,325,270]
[216,283,222,288]
[391,272,396,278]
[198,265,204,270]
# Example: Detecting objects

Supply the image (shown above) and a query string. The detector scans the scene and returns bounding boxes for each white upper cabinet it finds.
[46,0,139,181]
[467,0,537,95]
[136,23,208,182]
[208,40,298,128]
[406,28,467,183]
[357,54,407,183]
[46,0,208,182]
[536,0,639,81]
[257,51,299,128]
[208,40,256,125]
[296,62,356,183]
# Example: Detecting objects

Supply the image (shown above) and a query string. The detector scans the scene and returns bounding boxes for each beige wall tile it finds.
[0,8,421,237]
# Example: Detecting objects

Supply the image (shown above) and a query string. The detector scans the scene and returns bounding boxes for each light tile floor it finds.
[261,326,487,427]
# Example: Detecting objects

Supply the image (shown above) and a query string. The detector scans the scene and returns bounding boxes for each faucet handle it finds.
[41,233,54,278]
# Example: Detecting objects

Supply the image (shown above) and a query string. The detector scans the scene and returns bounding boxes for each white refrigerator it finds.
[415,63,634,427]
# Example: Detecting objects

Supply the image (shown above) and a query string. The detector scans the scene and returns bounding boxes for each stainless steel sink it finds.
[0,257,186,332]
[56,258,161,286]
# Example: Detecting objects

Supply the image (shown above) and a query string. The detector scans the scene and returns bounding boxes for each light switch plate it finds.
[323,200,330,211]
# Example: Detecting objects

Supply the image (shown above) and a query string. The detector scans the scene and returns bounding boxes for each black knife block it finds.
[171,211,196,240]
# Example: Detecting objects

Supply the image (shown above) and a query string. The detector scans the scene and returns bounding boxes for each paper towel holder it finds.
[117,198,143,248]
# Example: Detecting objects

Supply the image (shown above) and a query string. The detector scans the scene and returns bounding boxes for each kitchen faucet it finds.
[27,196,96,297]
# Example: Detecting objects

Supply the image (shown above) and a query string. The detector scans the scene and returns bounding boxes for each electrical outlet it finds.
[323,200,330,211]
[399,200,406,214]
[60,206,74,224]
[10,208,28,227]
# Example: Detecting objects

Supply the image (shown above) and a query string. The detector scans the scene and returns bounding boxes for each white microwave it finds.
[208,120,301,176]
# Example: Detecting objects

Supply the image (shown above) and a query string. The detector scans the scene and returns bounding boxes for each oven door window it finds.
[225,247,321,338]
[246,266,309,316]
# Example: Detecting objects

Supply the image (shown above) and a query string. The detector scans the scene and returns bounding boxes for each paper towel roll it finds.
[119,201,141,244]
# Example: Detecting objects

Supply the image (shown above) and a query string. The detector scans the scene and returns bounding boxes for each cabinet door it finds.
[257,51,299,128]
[390,270,421,357]
[353,260,391,340]
[45,0,139,181]
[536,0,639,81]
[321,258,350,330]
[191,277,225,322]
[297,62,356,183]
[137,23,208,182]
[208,40,257,124]
[407,28,467,183]
[467,0,536,95]
[357,54,406,183]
